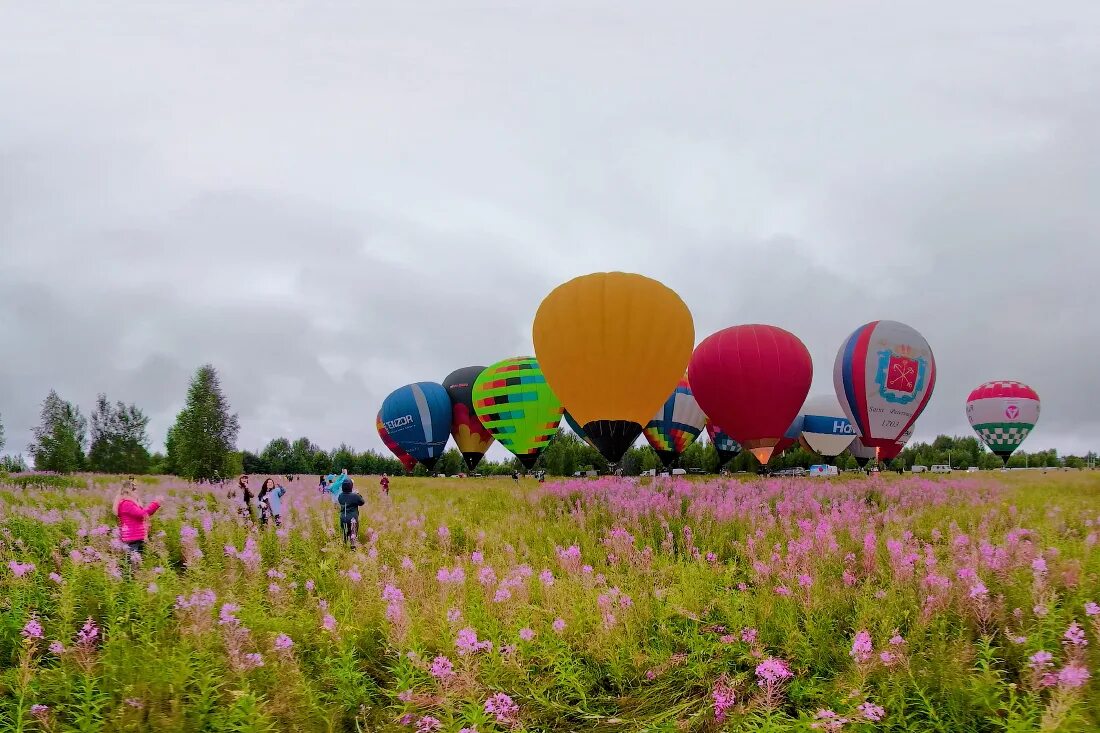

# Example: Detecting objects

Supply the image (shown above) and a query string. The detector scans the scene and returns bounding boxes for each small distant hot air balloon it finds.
[472,357,563,469]
[798,394,857,461]
[533,272,694,463]
[877,425,914,462]
[834,320,936,448]
[376,412,417,473]
[689,324,813,465]
[847,437,878,469]
[443,366,495,471]
[967,381,1040,465]
[379,383,453,470]
[705,421,741,469]
[643,377,707,467]
[564,411,598,450]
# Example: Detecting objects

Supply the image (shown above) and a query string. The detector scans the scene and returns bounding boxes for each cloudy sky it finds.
[2,3,1098,462]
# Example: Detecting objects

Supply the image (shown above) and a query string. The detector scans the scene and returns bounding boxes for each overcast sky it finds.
[2,3,1098,463]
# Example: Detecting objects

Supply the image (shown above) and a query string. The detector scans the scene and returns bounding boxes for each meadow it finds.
[1,471,1098,733]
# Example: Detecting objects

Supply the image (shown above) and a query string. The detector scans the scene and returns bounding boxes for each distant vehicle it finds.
[966,467,980,473]
[910,465,928,473]
[671,468,687,475]
[573,470,598,478]
[930,465,952,474]
[686,468,706,475]
[436,473,447,478]
[641,469,656,477]
[808,465,839,477]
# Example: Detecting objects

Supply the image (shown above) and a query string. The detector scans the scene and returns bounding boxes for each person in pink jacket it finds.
[113,480,163,556]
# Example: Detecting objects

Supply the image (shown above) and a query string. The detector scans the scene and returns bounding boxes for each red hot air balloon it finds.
[688,325,813,465]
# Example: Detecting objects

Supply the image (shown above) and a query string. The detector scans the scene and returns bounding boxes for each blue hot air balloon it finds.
[379,383,453,470]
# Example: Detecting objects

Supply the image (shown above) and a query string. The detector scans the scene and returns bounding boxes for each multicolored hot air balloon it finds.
[472,357,563,469]
[376,412,417,473]
[564,411,598,450]
[379,383,453,470]
[798,394,856,460]
[834,320,936,448]
[705,421,741,469]
[443,366,495,471]
[966,381,1040,465]
[533,272,694,463]
[689,324,813,465]
[643,377,707,467]
[847,437,877,469]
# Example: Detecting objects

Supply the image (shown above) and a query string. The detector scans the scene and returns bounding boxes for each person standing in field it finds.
[113,479,163,557]
[380,473,390,496]
[258,478,287,527]
[232,475,255,520]
[337,478,365,547]
[512,470,520,484]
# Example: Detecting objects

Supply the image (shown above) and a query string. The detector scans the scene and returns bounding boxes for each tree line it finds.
[3,365,1095,478]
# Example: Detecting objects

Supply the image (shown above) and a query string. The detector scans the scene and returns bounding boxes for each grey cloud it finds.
[2,3,1099,462]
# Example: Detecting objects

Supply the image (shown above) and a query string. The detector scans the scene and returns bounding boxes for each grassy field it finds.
[1,470,1098,732]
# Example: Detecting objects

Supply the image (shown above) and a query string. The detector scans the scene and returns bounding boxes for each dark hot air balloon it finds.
[443,366,495,471]
[643,377,707,468]
[376,412,417,473]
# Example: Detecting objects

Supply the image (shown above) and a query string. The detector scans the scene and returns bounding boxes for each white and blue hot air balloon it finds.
[798,394,856,459]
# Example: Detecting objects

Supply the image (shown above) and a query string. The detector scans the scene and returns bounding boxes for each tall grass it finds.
[1,471,1098,731]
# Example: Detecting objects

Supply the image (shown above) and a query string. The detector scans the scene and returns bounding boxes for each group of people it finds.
[111,469,393,559]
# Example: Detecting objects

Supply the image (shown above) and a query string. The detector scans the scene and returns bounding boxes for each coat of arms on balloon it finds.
[875,344,928,405]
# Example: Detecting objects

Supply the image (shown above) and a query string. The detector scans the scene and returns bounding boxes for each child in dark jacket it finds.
[337,478,365,547]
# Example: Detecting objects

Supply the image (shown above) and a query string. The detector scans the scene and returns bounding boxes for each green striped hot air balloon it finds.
[473,357,564,469]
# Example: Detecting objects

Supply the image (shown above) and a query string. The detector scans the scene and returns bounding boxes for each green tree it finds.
[260,437,293,474]
[168,365,240,482]
[28,390,87,473]
[88,394,152,474]
[436,448,465,476]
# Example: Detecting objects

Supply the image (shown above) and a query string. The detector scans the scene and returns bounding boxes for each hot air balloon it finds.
[443,366,495,471]
[376,412,417,473]
[563,411,598,450]
[834,320,936,448]
[774,414,806,458]
[379,383,453,470]
[798,394,856,461]
[967,381,1040,465]
[705,421,741,469]
[472,357,563,469]
[532,272,694,463]
[847,437,877,469]
[688,324,813,465]
[643,377,707,467]
[877,425,914,462]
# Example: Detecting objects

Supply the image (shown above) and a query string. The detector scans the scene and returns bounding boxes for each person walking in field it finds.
[380,473,390,496]
[113,479,163,557]
[337,478,365,547]
[230,475,255,521]
[258,478,287,527]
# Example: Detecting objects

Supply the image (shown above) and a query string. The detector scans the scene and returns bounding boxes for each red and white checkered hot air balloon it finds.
[966,381,1040,465]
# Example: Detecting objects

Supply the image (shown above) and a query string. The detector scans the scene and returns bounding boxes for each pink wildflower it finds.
[858,702,886,722]
[519,627,535,641]
[416,716,442,733]
[273,633,293,651]
[850,630,873,664]
[552,618,566,633]
[485,692,519,724]
[430,655,454,680]
[31,704,49,720]
[1058,664,1090,689]
[712,677,736,722]
[22,618,44,640]
[1029,650,1054,671]
[322,614,336,632]
[75,617,99,647]
[539,569,555,587]
[1085,602,1100,617]
[741,627,758,644]
[1063,622,1088,648]
[755,657,793,684]
[49,641,64,654]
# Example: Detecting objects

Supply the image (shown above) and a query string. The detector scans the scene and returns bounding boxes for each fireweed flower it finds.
[519,627,535,641]
[430,655,454,680]
[1058,664,1090,689]
[273,633,293,651]
[858,702,886,722]
[850,631,873,664]
[75,618,99,647]
[1029,651,1054,671]
[49,641,64,655]
[31,704,49,719]
[552,618,566,633]
[712,678,735,722]
[22,617,44,640]
[755,657,793,685]
[416,716,442,733]
[485,693,519,724]
[1063,622,1088,648]
[1085,601,1100,617]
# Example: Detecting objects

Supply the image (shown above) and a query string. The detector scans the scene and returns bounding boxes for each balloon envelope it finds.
[966,381,1040,464]
[563,411,598,450]
[705,421,741,468]
[773,414,806,459]
[376,412,418,473]
[877,425,914,462]
[532,272,694,462]
[472,357,563,469]
[688,324,813,465]
[379,383,453,470]
[799,394,857,458]
[847,437,878,468]
[834,320,936,448]
[443,366,495,471]
[643,377,707,467]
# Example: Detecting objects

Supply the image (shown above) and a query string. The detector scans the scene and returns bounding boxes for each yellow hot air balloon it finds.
[532,272,694,462]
